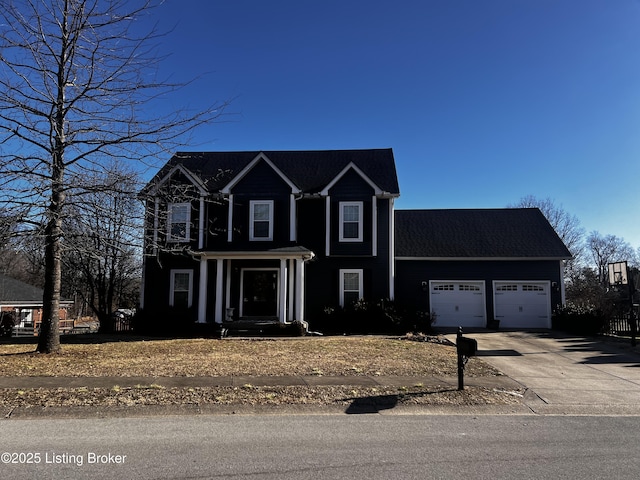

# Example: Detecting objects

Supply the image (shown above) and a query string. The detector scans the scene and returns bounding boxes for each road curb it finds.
[2,402,539,420]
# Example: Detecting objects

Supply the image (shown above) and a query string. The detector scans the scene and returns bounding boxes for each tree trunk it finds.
[37,202,63,353]
[98,312,114,334]
[37,156,64,353]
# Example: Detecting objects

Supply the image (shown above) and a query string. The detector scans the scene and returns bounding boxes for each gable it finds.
[222,153,300,194]
[395,208,573,259]
[229,158,294,195]
[322,162,382,196]
[327,167,376,197]
[143,164,208,197]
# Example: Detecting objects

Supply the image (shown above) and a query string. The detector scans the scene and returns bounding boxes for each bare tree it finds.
[0,210,18,251]
[0,0,227,352]
[63,161,142,331]
[509,195,585,262]
[587,231,636,285]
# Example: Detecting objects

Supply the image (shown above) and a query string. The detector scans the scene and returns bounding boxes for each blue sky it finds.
[152,0,640,249]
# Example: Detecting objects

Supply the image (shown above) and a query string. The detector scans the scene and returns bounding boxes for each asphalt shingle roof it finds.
[395,208,572,259]
[0,274,44,304]
[143,149,400,195]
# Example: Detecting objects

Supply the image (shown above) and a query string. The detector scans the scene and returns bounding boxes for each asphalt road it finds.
[2,414,640,479]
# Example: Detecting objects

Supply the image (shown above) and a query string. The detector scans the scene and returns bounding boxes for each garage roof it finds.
[395,208,572,259]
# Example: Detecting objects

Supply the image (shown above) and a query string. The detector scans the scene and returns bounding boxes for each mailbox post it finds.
[456,327,477,390]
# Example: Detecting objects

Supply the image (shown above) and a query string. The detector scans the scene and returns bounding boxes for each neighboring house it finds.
[0,274,74,334]
[394,209,571,329]
[140,149,571,332]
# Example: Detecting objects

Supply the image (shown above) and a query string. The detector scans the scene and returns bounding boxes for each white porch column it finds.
[214,258,224,323]
[197,257,208,323]
[288,260,295,322]
[295,258,305,321]
[279,259,287,323]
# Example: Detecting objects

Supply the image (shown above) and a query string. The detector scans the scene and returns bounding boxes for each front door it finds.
[241,269,278,317]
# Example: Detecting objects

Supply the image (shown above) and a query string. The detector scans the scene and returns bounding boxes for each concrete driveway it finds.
[462,331,640,415]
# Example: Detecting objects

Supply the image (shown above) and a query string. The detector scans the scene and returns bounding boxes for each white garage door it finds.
[429,281,486,328]
[493,282,551,329]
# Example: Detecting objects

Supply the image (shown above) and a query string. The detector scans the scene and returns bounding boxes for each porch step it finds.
[222,319,280,337]
[188,320,306,338]
[222,319,306,337]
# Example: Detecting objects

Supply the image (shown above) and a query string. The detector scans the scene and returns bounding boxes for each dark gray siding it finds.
[305,256,391,324]
[328,169,375,256]
[297,197,325,254]
[142,253,201,323]
[229,160,293,249]
[204,200,230,249]
[304,197,392,325]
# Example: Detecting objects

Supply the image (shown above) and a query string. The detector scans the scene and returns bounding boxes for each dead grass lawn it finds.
[0,337,524,410]
[0,336,498,377]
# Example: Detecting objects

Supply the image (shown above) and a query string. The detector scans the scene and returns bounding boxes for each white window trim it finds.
[169,269,193,308]
[339,201,363,242]
[325,196,331,256]
[249,200,274,241]
[167,202,191,243]
[153,198,160,251]
[339,269,363,307]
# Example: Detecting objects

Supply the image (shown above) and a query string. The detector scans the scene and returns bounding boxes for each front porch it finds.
[196,247,315,325]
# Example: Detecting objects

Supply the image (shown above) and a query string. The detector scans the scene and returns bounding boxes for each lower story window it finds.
[340,269,363,307]
[170,269,193,308]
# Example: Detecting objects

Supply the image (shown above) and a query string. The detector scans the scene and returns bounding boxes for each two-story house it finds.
[140,148,571,333]
[140,149,400,330]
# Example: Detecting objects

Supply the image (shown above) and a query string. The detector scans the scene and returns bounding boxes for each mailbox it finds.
[456,336,477,357]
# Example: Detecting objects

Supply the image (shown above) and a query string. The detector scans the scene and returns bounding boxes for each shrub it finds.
[553,303,606,336]
[312,299,435,335]
[132,306,196,336]
[0,312,16,337]
[260,320,308,337]
[403,310,437,335]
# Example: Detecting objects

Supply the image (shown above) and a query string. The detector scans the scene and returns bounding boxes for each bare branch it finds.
[0,0,229,352]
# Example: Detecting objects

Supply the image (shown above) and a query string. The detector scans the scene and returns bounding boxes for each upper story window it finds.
[250,200,274,241]
[168,203,191,242]
[339,201,363,242]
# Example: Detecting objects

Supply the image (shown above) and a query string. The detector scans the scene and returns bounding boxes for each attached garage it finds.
[430,281,486,328]
[394,209,572,331]
[493,281,551,329]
